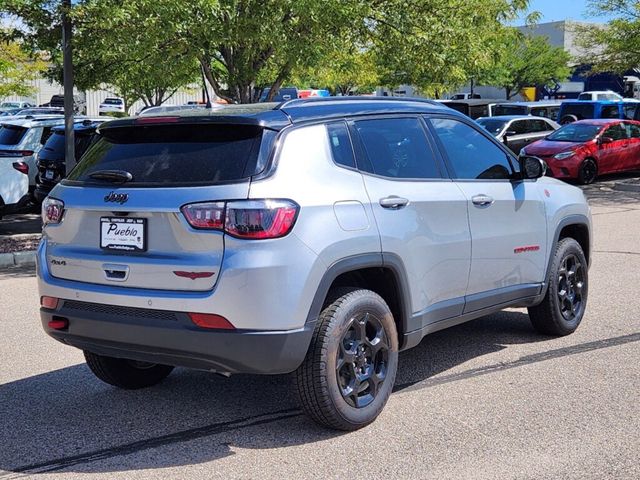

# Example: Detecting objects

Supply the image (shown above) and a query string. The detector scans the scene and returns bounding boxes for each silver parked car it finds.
[476,115,559,154]
[38,98,591,430]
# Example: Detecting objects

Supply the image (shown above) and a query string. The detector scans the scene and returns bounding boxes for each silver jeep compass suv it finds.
[38,98,591,430]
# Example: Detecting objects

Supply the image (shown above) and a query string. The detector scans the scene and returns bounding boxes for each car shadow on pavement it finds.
[0,213,42,236]
[0,310,548,476]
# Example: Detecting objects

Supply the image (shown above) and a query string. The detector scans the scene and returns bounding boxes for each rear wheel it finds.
[560,114,578,125]
[528,238,588,336]
[84,351,174,389]
[578,158,598,184]
[294,289,398,431]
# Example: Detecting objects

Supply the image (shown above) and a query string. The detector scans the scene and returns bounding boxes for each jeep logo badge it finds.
[104,192,129,204]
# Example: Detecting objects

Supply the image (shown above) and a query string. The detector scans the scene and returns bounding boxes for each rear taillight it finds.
[12,162,29,175]
[16,150,34,157]
[181,199,299,240]
[181,202,225,230]
[42,197,65,225]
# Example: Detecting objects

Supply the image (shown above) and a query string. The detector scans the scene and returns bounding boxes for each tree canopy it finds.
[2,0,537,103]
[486,34,571,99]
[0,38,46,98]
[575,0,640,73]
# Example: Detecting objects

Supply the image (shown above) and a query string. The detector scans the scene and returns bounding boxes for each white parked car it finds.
[0,101,35,109]
[0,116,65,195]
[0,152,30,219]
[577,91,623,102]
[98,97,125,115]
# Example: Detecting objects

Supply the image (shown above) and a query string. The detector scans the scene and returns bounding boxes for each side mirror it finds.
[503,130,517,144]
[518,155,547,180]
[598,136,614,145]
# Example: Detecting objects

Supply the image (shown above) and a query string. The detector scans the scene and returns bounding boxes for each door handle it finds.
[379,196,409,209]
[471,194,494,206]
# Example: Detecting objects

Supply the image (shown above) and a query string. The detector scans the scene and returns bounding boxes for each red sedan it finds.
[522,119,640,184]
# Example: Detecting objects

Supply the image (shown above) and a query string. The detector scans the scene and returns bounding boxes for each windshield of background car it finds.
[0,125,27,145]
[1,102,20,108]
[546,124,602,142]
[476,119,507,136]
[493,105,527,116]
[103,98,123,105]
[561,104,595,120]
[66,123,264,186]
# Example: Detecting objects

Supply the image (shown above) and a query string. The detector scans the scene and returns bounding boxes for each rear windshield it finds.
[442,102,469,115]
[493,105,527,116]
[561,104,595,120]
[103,98,122,105]
[42,131,65,155]
[66,124,264,186]
[0,125,27,145]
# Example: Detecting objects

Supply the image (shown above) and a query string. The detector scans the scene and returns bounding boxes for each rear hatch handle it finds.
[103,263,130,282]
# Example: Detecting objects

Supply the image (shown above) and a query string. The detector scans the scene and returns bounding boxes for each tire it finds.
[560,114,578,125]
[84,351,174,389]
[578,158,598,185]
[294,289,399,431]
[528,238,588,336]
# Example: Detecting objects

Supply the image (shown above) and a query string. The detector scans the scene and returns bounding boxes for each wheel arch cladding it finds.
[306,253,412,345]
[558,220,590,266]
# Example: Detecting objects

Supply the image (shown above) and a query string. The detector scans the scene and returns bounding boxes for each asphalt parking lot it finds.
[1,178,639,479]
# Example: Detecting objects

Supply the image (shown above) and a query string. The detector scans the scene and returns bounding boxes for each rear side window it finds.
[354,117,440,179]
[67,124,263,186]
[326,122,356,169]
[430,118,513,180]
[0,125,27,145]
[601,105,619,119]
[494,105,527,116]
[562,104,595,120]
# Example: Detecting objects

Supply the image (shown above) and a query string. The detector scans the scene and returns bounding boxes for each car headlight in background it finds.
[553,150,576,160]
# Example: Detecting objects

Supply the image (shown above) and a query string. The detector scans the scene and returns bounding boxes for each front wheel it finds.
[578,158,598,185]
[84,351,174,389]
[294,289,398,431]
[528,238,588,336]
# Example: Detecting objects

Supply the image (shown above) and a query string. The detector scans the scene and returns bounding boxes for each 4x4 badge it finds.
[104,192,129,204]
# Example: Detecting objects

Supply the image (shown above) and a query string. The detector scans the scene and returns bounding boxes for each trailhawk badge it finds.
[104,191,129,204]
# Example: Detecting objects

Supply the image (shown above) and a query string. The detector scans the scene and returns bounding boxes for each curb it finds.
[613,181,640,193]
[0,250,36,269]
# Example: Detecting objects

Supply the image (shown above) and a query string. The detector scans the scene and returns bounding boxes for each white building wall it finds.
[2,78,205,115]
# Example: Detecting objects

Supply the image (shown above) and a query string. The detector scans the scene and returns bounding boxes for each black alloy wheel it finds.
[336,311,390,409]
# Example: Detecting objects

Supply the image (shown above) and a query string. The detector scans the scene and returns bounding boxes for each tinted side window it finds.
[625,122,640,138]
[532,119,552,132]
[601,105,620,119]
[430,118,513,180]
[40,127,54,145]
[604,123,628,140]
[354,117,440,179]
[326,122,356,169]
[624,104,638,120]
[510,120,529,134]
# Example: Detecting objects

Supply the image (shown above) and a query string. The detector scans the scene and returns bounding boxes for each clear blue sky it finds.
[521,0,616,24]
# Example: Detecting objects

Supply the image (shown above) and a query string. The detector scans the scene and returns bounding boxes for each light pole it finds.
[62,0,75,175]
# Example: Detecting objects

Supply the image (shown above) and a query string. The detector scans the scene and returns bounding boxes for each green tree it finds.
[0,39,46,98]
[3,0,533,104]
[293,43,380,96]
[488,35,571,99]
[575,0,640,73]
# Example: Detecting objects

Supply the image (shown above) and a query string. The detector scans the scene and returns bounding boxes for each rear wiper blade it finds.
[88,170,133,183]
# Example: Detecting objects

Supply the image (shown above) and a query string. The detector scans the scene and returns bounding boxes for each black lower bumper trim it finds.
[41,308,314,374]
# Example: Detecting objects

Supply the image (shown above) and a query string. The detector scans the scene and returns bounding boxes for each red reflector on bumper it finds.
[48,318,68,330]
[41,296,59,309]
[188,313,235,330]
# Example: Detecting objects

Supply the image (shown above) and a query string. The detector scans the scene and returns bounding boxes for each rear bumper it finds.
[41,300,315,374]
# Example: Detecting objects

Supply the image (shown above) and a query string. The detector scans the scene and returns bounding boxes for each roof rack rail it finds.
[276,96,441,110]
